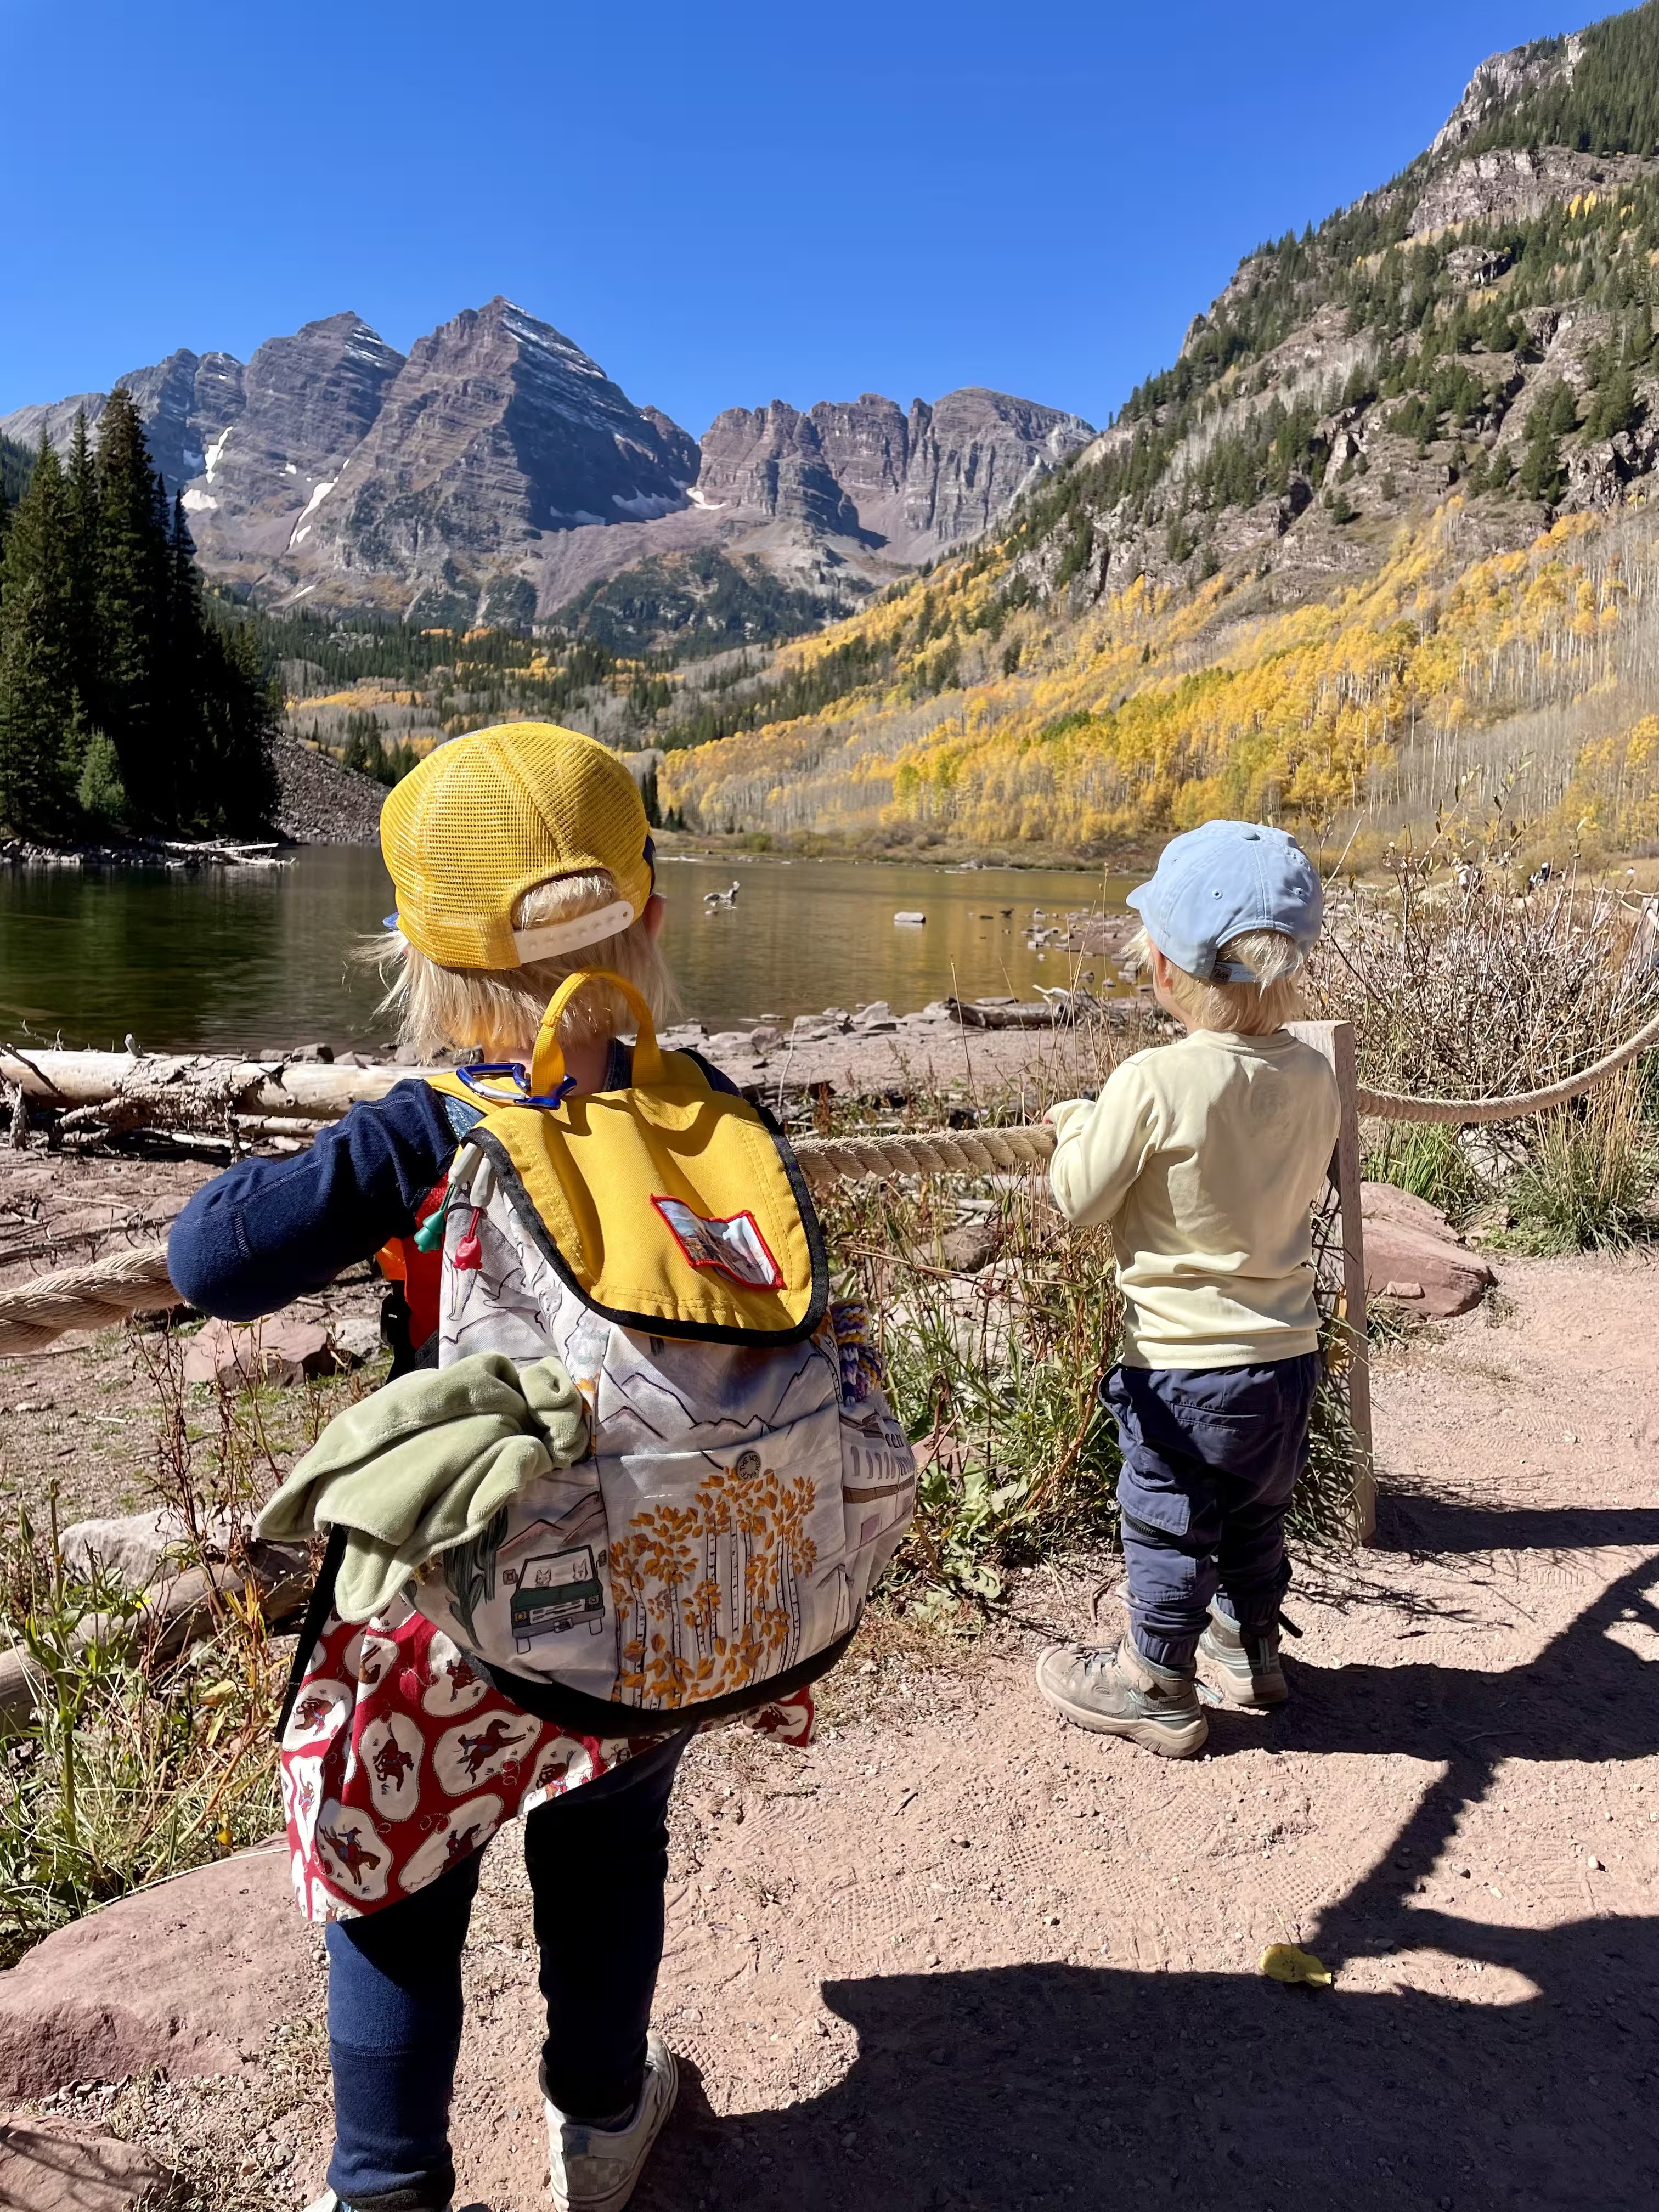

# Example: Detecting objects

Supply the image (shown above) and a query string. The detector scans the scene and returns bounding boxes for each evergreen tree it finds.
[0,393,282,843]
[1585,362,1641,441]
[94,387,171,823]
[62,411,102,773]
[196,615,280,833]
[0,438,79,838]
[0,433,32,509]
[72,719,126,830]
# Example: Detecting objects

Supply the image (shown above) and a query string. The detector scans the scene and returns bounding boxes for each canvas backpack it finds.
[412,969,917,1735]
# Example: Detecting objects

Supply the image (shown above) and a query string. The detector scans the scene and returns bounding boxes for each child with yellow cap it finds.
[171,724,719,2212]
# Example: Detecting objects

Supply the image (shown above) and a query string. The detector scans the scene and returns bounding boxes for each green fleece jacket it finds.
[256,1353,591,1623]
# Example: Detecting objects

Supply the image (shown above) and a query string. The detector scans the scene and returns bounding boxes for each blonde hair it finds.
[1129,924,1309,1036]
[368,870,675,1063]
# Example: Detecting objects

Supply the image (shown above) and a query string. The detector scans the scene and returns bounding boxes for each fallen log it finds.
[0,1048,419,1123]
[944,995,1107,1029]
[0,1541,311,1728]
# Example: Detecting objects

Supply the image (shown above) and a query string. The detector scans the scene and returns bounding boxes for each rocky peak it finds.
[638,405,701,488]
[193,313,404,532]
[697,386,1093,556]
[1431,34,1584,157]
[905,388,1093,546]
[806,394,912,501]
[114,351,210,492]
[304,297,696,585]
[0,349,244,495]
[1,300,1088,619]
[695,403,864,536]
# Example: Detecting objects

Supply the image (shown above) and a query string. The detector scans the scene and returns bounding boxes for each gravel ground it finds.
[4,1251,1658,2210]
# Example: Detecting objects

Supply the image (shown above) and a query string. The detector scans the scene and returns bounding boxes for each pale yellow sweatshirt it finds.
[1048,1028,1340,1369]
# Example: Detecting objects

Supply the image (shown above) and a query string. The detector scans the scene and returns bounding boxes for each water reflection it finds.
[0,848,1128,1053]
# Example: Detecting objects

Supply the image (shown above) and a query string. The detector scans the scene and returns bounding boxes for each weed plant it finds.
[0,1335,334,1966]
[0,1489,287,1966]
[1363,1121,1486,1222]
[1505,1071,1656,1254]
[812,1014,1363,1604]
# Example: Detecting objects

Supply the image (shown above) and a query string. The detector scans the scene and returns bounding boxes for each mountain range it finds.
[0,301,1092,633]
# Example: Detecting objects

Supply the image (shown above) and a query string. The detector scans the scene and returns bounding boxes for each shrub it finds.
[1505,1073,1654,1252]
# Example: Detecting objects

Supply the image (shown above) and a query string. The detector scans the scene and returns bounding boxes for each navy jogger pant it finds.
[1106,1353,1321,1670]
[323,1730,688,2212]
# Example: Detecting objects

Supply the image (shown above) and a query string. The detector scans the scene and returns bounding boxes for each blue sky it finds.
[1,0,1577,436]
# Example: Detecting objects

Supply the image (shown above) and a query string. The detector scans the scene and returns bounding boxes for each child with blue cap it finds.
[1035,820,1339,1757]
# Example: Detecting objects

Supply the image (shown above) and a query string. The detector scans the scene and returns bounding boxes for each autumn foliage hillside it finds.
[659,7,1659,860]
[659,499,1659,859]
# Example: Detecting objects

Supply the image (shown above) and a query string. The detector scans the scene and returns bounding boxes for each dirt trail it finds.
[14,1251,1659,2210]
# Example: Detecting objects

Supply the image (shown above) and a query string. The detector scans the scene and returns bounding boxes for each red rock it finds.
[1359,1181,1454,1238]
[0,2122,182,2211]
[1362,1218,1494,1318]
[0,1847,314,2101]
[180,1314,338,1387]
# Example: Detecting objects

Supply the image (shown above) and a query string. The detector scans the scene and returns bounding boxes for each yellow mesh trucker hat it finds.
[380,722,656,970]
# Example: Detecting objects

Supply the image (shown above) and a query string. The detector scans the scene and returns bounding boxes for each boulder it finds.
[56,1509,230,1589]
[1359,1182,1454,1238]
[0,2123,183,2212]
[940,1221,1000,1275]
[181,1316,339,1387]
[0,1847,314,2101]
[1361,1217,1494,1318]
[330,1314,383,1367]
[747,1024,782,1055]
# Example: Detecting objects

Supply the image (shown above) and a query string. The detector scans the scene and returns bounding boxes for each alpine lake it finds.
[0,848,1133,1056]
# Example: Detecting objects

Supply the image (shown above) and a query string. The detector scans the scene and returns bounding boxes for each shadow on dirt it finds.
[638,1491,1659,2211]
[640,1925,1657,2210]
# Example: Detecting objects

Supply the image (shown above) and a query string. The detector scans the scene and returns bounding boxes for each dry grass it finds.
[0,1340,354,1967]
[808,1007,1364,1608]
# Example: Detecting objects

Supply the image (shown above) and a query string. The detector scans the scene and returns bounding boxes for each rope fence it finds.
[5,1007,1658,1373]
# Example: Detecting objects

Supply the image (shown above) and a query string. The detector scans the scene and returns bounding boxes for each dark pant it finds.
[324,1731,689,2212]
[1107,1353,1320,1671]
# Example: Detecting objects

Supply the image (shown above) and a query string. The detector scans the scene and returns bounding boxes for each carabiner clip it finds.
[455,1061,578,1111]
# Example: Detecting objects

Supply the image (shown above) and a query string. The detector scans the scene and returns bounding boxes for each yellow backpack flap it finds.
[427,969,828,1347]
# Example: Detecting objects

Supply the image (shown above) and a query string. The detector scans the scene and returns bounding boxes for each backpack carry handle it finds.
[529,967,665,1097]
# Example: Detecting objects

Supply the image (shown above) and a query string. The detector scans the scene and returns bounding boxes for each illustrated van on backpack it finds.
[410,968,918,1734]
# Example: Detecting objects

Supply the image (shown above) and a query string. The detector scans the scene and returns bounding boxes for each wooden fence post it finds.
[1288,1019,1375,1541]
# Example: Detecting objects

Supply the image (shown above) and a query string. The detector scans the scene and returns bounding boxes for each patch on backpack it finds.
[652,1195,785,1291]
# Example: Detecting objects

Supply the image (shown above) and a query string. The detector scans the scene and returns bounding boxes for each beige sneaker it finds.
[1034,1638,1209,1758]
[543,2033,679,2212]
[1198,1606,1288,1707]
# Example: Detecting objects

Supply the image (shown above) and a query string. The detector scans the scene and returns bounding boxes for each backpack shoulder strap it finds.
[274,1523,349,1742]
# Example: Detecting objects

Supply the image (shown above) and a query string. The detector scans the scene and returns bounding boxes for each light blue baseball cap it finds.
[1127,819,1323,982]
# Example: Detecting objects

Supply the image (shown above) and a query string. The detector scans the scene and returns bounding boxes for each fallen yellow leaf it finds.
[1259,1943,1333,1988]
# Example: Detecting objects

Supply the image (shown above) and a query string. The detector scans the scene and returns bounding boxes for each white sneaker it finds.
[543,2033,679,2212]
[303,2194,459,2211]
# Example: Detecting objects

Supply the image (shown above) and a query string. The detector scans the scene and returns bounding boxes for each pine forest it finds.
[0,394,278,843]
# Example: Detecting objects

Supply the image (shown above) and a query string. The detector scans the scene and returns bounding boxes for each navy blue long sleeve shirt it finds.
[167,1080,479,1322]
[168,1047,738,1322]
